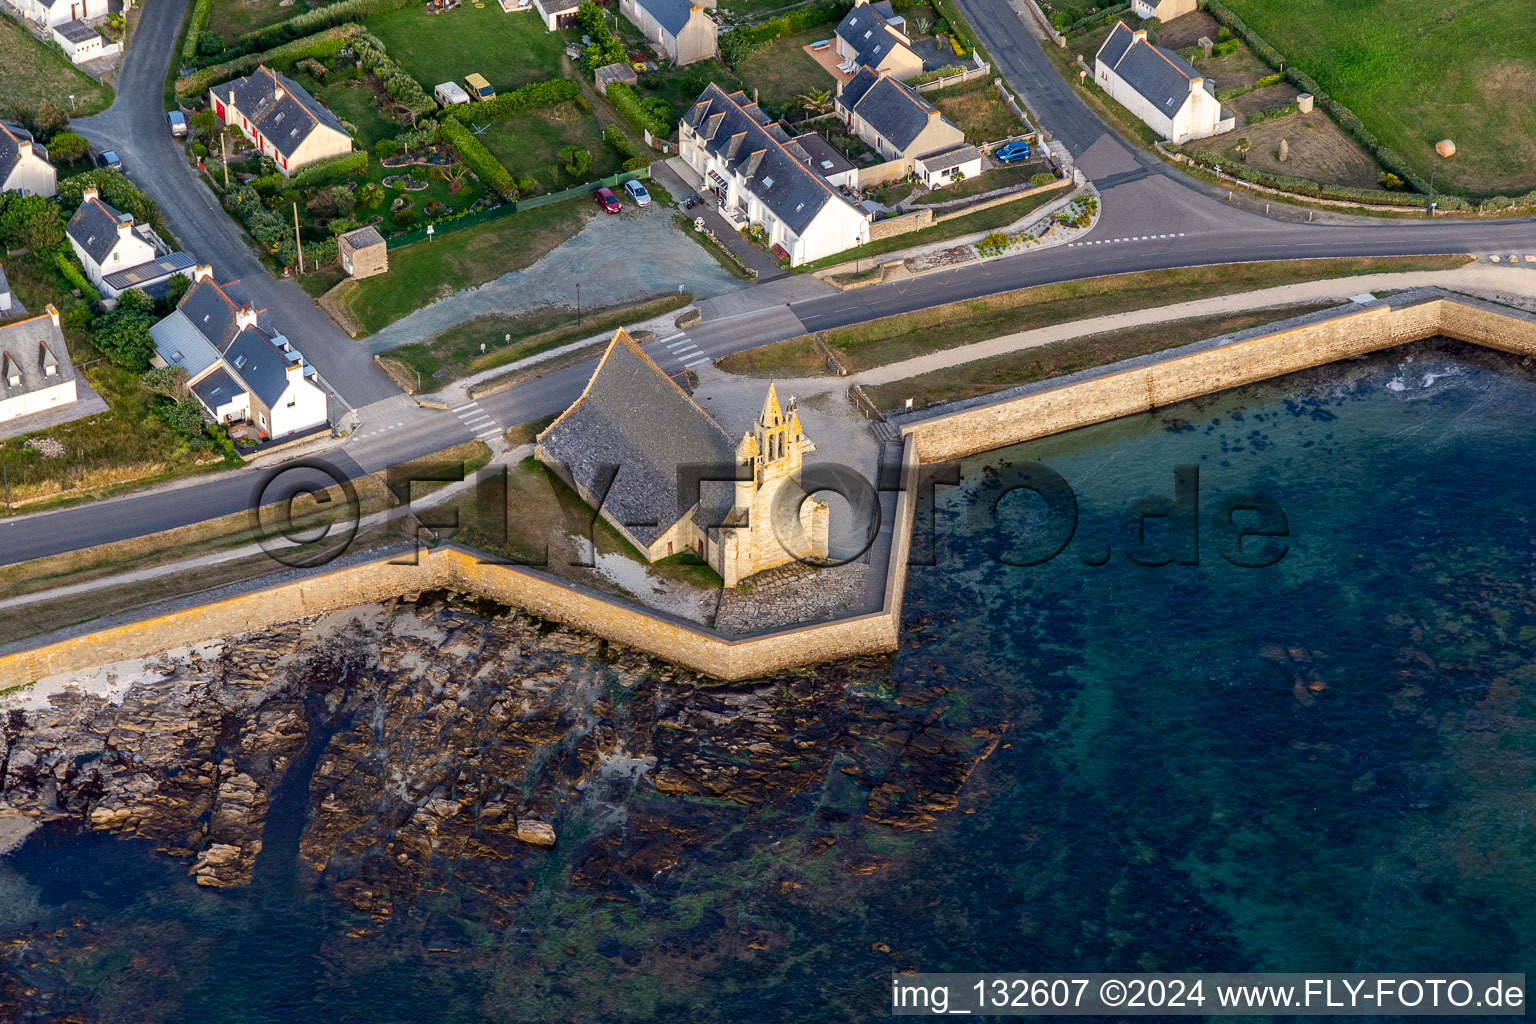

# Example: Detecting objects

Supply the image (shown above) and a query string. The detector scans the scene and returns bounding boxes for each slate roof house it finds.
[836,65,966,168]
[12,0,107,30]
[65,185,193,301]
[1,121,57,199]
[620,0,718,65]
[536,329,828,588]
[1094,22,1232,143]
[209,66,354,175]
[0,305,79,425]
[149,267,329,439]
[679,84,869,267]
[0,265,10,315]
[833,0,923,81]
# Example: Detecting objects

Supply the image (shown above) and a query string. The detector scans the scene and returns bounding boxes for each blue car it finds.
[995,140,1032,164]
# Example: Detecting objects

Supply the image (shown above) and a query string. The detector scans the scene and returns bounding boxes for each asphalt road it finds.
[5,0,1535,571]
[70,0,399,410]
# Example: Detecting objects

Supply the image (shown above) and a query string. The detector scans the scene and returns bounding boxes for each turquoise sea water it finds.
[3,341,1533,1020]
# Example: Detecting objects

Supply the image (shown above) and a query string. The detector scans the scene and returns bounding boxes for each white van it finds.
[434,81,471,106]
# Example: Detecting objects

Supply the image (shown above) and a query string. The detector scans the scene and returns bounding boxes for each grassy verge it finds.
[796,188,1059,271]
[0,16,112,115]
[866,303,1337,412]
[913,163,1051,205]
[331,201,593,336]
[391,292,693,386]
[504,413,558,448]
[718,254,1473,377]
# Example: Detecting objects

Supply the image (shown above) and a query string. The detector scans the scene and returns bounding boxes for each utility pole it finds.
[2,462,9,512]
[293,201,305,274]
[222,132,229,188]
[576,282,582,326]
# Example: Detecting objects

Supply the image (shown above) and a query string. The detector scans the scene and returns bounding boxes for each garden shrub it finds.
[287,150,369,188]
[438,118,515,198]
[607,83,671,140]
[178,23,362,96]
[53,252,102,302]
[719,0,851,66]
[182,0,212,63]
[445,79,579,122]
[578,0,626,70]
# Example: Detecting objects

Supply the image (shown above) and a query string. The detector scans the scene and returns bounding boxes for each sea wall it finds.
[901,293,1536,463]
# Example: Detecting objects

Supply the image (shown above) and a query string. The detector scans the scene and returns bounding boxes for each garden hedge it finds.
[178,23,362,97]
[237,0,411,52]
[353,30,433,115]
[719,0,851,65]
[54,252,102,303]
[438,118,515,199]
[606,83,671,141]
[1182,150,1470,209]
[182,0,211,63]
[446,79,580,122]
[288,150,370,188]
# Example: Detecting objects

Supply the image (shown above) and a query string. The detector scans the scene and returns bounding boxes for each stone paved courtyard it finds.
[715,560,871,635]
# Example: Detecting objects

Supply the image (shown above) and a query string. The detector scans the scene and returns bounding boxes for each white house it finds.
[1131,0,1197,22]
[65,185,162,289]
[149,267,329,439]
[0,305,79,425]
[531,0,581,30]
[12,0,107,29]
[209,65,353,175]
[837,66,967,168]
[620,0,718,65]
[0,265,11,316]
[680,84,870,267]
[1094,22,1233,144]
[833,0,923,80]
[51,19,118,65]
[0,121,58,199]
[915,143,983,188]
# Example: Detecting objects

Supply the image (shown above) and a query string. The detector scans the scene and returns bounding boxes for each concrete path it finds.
[656,158,788,280]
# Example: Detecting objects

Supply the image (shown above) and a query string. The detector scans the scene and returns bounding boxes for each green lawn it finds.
[204,0,344,44]
[310,76,399,151]
[331,201,593,336]
[913,163,1051,205]
[734,25,841,117]
[927,78,1024,144]
[478,101,623,195]
[0,16,111,115]
[363,3,574,95]
[636,60,744,125]
[1220,0,1536,197]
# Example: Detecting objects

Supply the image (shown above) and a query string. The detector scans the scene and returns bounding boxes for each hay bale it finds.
[1435,139,1456,158]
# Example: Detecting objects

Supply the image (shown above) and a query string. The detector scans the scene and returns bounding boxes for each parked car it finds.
[594,187,621,214]
[995,140,1031,164]
[464,73,496,101]
[434,81,471,106]
[96,150,123,172]
[623,179,651,207]
[166,111,187,138]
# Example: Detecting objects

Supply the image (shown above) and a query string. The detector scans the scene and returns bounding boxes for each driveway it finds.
[69,0,399,410]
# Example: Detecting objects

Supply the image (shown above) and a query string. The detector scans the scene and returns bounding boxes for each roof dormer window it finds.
[234,353,247,369]
[863,29,872,38]
[170,350,184,363]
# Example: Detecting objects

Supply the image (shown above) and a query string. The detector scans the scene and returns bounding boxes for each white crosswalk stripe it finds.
[665,338,694,350]
[476,428,502,440]
[683,356,712,368]
[462,414,491,428]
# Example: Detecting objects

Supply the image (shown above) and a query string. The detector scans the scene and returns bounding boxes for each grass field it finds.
[0,16,111,115]
[479,101,623,195]
[1218,0,1536,196]
[865,303,1337,412]
[1187,110,1384,191]
[203,0,340,43]
[734,25,840,116]
[330,201,592,336]
[718,255,1473,377]
[913,162,1050,205]
[927,78,1025,143]
[363,4,573,95]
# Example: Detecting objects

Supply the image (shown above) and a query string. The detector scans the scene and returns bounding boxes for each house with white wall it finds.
[149,267,329,439]
[12,0,107,29]
[836,66,966,167]
[620,0,718,64]
[1131,0,1197,22]
[1,121,57,199]
[1094,22,1233,144]
[65,186,161,289]
[51,19,118,65]
[680,84,870,267]
[0,305,79,425]
[209,66,353,175]
[833,0,923,80]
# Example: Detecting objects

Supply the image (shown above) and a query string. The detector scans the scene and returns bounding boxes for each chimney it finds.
[235,306,259,331]
[194,264,215,282]
[1189,76,1204,92]
[45,303,60,328]
[1132,29,1147,41]
[117,218,135,240]
[17,137,31,156]
[83,184,99,203]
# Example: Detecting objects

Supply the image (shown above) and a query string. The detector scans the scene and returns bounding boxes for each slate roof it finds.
[339,225,386,251]
[834,1,909,68]
[683,84,864,235]
[537,329,736,548]
[791,131,855,179]
[66,194,136,267]
[101,251,196,294]
[218,66,351,159]
[225,325,295,406]
[191,368,242,410]
[0,123,28,185]
[0,265,9,301]
[54,19,99,43]
[918,142,980,171]
[1096,21,1211,115]
[839,66,943,151]
[0,312,76,403]
[634,0,708,36]
[150,309,222,380]
[176,276,244,352]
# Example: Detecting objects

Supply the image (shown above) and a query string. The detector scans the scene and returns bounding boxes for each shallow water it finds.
[3,341,1533,1021]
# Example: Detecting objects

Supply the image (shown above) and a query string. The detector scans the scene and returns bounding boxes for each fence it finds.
[386,167,652,249]
[913,61,993,95]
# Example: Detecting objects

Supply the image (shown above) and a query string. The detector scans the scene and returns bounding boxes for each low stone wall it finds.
[932,176,1071,223]
[868,208,935,241]
[901,292,1536,463]
[0,439,920,686]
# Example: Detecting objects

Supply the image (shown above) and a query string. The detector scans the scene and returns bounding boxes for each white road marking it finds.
[476,428,502,440]
[683,356,712,368]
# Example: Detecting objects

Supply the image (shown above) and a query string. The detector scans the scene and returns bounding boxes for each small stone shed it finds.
[338,225,388,279]
[595,62,639,97]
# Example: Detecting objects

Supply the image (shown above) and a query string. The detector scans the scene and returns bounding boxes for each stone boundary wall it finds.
[932,176,1071,223]
[0,440,920,687]
[901,293,1536,463]
[913,63,993,94]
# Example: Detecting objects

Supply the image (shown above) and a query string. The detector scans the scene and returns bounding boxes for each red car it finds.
[594,187,621,214]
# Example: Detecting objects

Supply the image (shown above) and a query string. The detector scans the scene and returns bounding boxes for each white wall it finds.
[2,150,58,198]
[269,373,329,436]
[72,229,157,288]
[0,379,77,422]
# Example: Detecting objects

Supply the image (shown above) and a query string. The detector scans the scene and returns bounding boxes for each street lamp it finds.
[2,462,8,512]
[576,282,582,326]
[1428,168,1436,217]
[854,234,861,275]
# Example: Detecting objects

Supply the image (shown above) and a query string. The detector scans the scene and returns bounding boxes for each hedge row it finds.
[1201,0,1432,195]
[1480,189,1536,212]
[225,183,294,252]
[447,78,580,122]
[439,117,514,199]
[1181,150,1471,209]
[1245,102,1296,125]
[289,149,370,188]
[719,0,851,66]
[1065,2,1128,33]
[178,23,362,96]
[603,123,651,171]
[606,82,670,141]
[237,0,411,53]
[54,252,102,303]
[182,0,212,63]
[353,30,433,115]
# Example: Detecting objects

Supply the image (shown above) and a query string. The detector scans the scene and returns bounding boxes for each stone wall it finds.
[902,293,1536,463]
[867,208,935,241]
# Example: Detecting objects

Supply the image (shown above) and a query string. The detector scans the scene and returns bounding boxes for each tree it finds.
[0,194,65,252]
[141,365,190,400]
[560,145,591,177]
[374,138,398,161]
[48,131,90,164]
[154,396,210,449]
[58,171,159,228]
[331,185,356,217]
[794,89,832,115]
[17,100,68,143]
[159,272,193,313]
[89,299,157,371]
